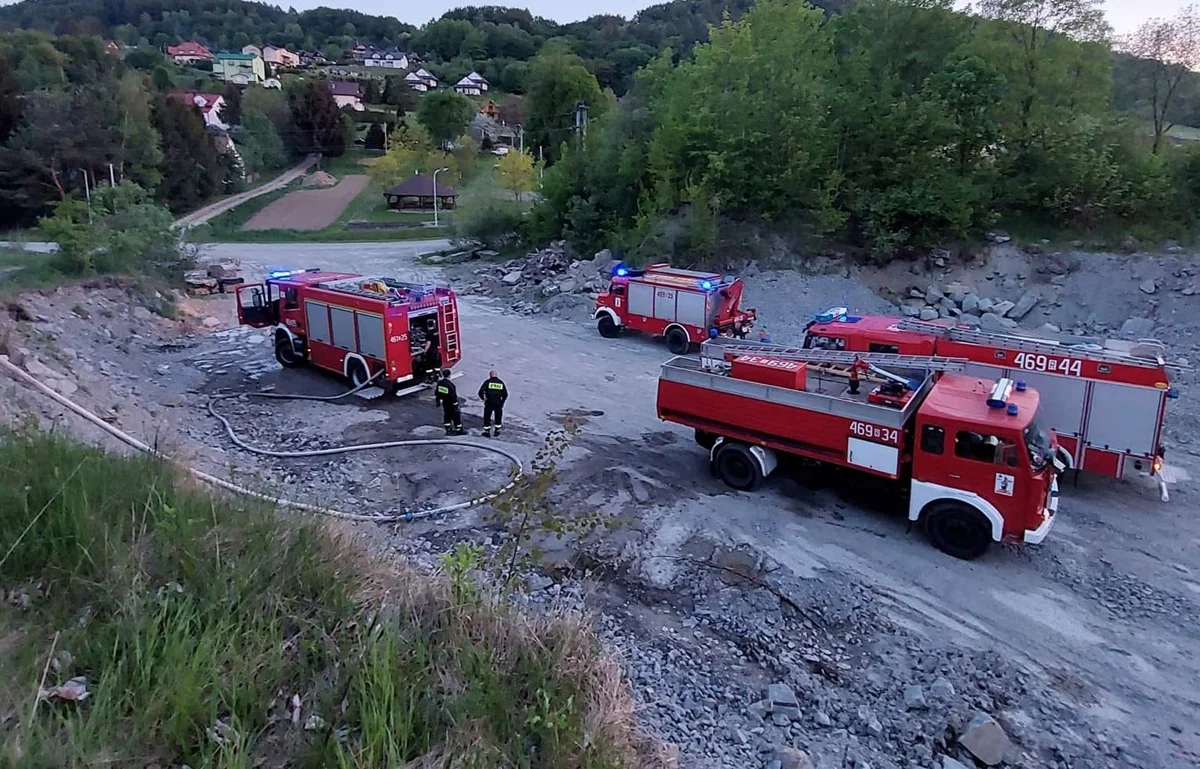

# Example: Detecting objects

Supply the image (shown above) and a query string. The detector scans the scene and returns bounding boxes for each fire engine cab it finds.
[235,268,461,393]
[594,263,757,354]
[657,338,1062,559]
[803,309,1181,499]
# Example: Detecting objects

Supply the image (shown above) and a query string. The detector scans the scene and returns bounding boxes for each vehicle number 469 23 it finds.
[850,421,899,444]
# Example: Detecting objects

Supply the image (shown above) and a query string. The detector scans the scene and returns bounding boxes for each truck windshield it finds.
[1024,419,1051,470]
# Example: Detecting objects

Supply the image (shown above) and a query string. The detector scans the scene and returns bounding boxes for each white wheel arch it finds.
[663,323,691,342]
[594,307,621,326]
[274,324,300,345]
[342,352,371,379]
[909,479,1004,542]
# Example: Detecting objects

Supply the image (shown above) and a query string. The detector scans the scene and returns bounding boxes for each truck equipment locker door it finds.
[355,312,385,359]
[847,437,899,476]
[1010,371,1086,438]
[676,290,708,327]
[628,282,654,317]
[1085,381,1162,455]
[305,301,330,344]
[330,306,356,351]
[654,287,677,320]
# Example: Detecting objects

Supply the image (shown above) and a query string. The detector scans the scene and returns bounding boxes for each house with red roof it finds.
[168,92,228,130]
[166,40,212,65]
[327,81,364,111]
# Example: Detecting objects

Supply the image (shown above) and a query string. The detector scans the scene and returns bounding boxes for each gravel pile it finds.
[740,270,896,346]
[454,241,613,321]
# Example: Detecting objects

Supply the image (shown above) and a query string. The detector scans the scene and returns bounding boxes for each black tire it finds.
[274,335,304,368]
[714,442,763,491]
[665,327,690,355]
[347,358,371,388]
[924,502,992,560]
[597,314,621,338]
[694,429,718,450]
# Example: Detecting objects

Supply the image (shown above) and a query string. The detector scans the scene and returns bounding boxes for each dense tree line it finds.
[528,0,1200,259]
[0,30,337,228]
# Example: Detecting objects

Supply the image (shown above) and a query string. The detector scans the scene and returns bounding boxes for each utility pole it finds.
[573,101,588,146]
[432,166,449,228]
[78,168,92,222]
[108,163,116,186]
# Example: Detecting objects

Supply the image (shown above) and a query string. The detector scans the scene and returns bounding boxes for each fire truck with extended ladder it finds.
[235,268,462,394]
[657,338,1064,559]
[802,309,1183,499]
[594,263,757,354]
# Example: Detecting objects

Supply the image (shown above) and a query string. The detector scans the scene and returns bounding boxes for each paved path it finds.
[173,155,319,229]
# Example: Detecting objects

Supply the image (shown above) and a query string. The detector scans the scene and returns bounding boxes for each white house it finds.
[453,71,489,96]
[327,81,365,111]
[241,44,262,58]
[262,45,300,68]
[364,50,409,70]
[169,91,227,130]
[405,68,439,93]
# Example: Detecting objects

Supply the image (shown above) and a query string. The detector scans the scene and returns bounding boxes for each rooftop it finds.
[385,174,458,198]
[922,374,1039,429]
[215,52,259,60]
[327,81,362,97]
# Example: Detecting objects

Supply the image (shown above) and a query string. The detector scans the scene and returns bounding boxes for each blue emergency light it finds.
[1015,380,1027,392]
[813,306,850,324]
[700,280,714,290]
[1007,403,1019,416]
[268,270,293,279]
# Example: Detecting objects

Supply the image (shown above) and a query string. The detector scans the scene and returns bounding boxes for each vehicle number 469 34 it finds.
[849,421,899,444]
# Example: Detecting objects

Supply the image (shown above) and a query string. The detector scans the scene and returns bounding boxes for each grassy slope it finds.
[0,434,656,768]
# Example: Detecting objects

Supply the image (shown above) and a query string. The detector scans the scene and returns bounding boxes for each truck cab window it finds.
[868,342,899,354]
[920,424,944,454]
[285,288,299,309]
[808,336,845,351]
[955,431,1018,466]
[611,285,626,296]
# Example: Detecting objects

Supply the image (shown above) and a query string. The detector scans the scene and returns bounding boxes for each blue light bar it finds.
[700,280,714,290]
[1007,403,1019,416]
[615,267,628,277]
[268,270,293,279]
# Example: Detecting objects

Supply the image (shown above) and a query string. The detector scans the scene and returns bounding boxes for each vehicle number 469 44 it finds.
[1013,352,1082,377]
[849,421,899,444]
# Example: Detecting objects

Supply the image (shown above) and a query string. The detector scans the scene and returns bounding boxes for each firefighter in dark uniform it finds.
[434,369,463,435]
[478,369,508,437]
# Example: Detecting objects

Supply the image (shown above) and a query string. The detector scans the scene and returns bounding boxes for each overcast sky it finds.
[0,0,1186,35]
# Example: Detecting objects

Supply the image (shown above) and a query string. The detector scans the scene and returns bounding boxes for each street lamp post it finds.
[516,123,523,153]
[78,168,92,222]
[432,166,449,228]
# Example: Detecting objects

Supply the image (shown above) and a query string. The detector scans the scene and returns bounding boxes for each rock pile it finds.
[899,280,1045,333]
[461,242,615,317]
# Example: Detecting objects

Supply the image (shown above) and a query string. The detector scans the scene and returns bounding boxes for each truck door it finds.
[236,283,279,327]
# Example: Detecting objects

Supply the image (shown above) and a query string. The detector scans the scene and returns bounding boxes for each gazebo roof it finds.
[385,174,458,197]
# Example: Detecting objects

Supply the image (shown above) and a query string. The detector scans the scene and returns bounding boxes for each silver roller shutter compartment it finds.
[330,306,356,351]
[305,301,330,343]
[356,313,385,359]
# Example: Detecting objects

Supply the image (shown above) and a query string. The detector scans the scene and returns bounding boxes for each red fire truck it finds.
[657,339,1063,559]
[593,263,757,354]
[802,309,1181,499]
[235,268,462,393]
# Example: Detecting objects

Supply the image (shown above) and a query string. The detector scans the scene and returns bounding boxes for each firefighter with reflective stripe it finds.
[434,369,463,435]
[478,369,508,437]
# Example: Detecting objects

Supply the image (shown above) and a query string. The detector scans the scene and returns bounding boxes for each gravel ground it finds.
[3,239,1199,768]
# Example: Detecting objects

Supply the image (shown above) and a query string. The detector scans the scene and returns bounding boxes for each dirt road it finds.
[174,155,318,229]
[3,239,1195,768]
[241,175,370,231]
[190,241,1199,768]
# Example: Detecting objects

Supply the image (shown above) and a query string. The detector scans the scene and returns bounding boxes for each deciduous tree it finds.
[416,90,475,148]
[525,43,604,164]
[496,148,535,200]
[220,81,243,126]
[1118,5,1200,153]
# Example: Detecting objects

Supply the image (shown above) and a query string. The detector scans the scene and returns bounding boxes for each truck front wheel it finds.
[597,315,621,338]
[665,327,690,355]
[714,442,762,491]
[924,502,992,560]
[274,334,305,368]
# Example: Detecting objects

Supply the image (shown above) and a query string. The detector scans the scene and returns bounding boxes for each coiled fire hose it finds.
[1,355,524,523]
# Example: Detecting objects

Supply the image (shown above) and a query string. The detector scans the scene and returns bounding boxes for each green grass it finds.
[0,434,654,768]
[191,226,450,243]
[0,248,67,295]
[316,150,377,179]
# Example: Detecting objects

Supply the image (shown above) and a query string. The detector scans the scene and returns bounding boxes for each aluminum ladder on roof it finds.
[699,339,969,373]
[440,298,460,359]
[894,318,1168,368]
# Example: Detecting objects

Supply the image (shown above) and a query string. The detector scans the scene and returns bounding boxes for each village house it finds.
[327,81,365,111]
[364,49,410,69]
[165,40,212,65]
[263,45,300,68]
[404,68,439,93]
[453,71,489,96]
[478,99,501,120]
[168,92,227,130]
[214,52,265,84]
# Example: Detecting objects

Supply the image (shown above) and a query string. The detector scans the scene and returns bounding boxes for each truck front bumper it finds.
[1023,511,1057,544]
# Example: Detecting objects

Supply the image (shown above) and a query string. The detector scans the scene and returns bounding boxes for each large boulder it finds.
[980,312,1017,332]
[958,712,1016,766]
[1009,291,1039,320]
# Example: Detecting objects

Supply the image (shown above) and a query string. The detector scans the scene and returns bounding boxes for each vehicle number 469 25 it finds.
[849,421,899,444]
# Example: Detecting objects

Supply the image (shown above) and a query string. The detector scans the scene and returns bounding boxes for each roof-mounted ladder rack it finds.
[699,339,968,373]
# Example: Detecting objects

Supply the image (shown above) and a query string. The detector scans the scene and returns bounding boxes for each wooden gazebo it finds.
[384,174,458,212]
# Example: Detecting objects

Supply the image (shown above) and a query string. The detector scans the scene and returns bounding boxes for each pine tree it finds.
[365,122,386,150]
[290,80,346,157]
[153,97,221,213]
[0,54,19,144]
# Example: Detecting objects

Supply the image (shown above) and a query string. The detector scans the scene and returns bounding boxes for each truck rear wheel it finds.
[924,502,992,560]
[347,359,371,388]
[714,442,762,491]
[694,429,717,450]
[274,335,305,368]
[665,327,690,355]
[597,315,621,338]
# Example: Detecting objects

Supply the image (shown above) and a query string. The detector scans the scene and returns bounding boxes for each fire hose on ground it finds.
[0,355,525,523]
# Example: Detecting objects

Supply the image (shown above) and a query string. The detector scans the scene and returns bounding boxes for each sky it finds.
[0,0,1187,35]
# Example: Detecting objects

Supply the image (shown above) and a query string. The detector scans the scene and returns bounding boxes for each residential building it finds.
[166,40,212,65]
[453,71,489,96]
[327,81,365,111]
[263,46,300,68]
[299,50,329,67]
[168,92,227,130]
[404,68,439,93]
[242,44,263,58]
[213,52,265,84]
[364,49,409,69]
[478,100,500,121]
